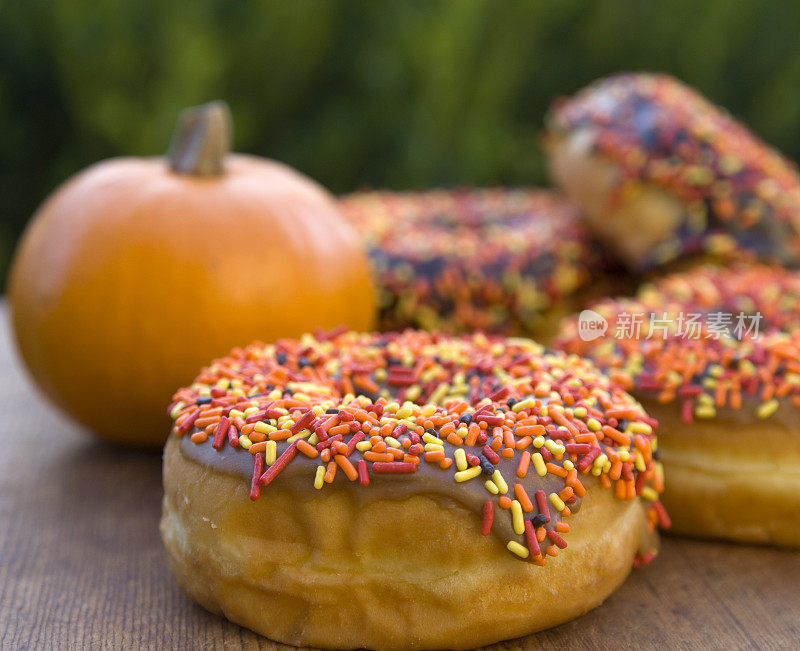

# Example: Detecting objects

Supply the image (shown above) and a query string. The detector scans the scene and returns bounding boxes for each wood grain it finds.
[0,306,798,650]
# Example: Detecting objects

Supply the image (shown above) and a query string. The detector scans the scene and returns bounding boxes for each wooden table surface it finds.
[0,310,798,650]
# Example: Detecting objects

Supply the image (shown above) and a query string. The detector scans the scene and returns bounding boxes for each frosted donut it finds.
[161,329,666,649]
[338,188,602,338]
[556,264,800,547]
[545,73,800,270]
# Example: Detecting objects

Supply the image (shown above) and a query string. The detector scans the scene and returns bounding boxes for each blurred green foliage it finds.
[3,0,800,284]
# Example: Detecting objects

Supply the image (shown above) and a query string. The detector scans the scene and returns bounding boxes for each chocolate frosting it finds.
[179,432,578,547]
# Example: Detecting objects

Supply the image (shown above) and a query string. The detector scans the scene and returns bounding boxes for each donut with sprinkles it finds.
[161,328,666,649]
[339,188,601,338]
[545,73,800,270]
[556,263,800,547]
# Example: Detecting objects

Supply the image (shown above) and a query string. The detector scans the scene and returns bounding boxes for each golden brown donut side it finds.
[161,436,651,650]
[547,131,689,269]
[642,400,800,547]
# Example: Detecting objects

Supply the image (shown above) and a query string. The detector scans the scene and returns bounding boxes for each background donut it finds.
[339,188,609,339]
[556,263,800,547]
[545,73,800,271]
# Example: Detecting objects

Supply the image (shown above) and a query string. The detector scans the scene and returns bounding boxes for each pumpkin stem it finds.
[167,100,232,176]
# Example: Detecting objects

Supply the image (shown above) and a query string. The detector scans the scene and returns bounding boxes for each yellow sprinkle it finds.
[587,418,601,432]
[634,451,646,472]
[422,432,444,445]
[266,440,277,465]
[563,459,574,471]
[694,404,717,419]
[429,383,450,405]
[238,435,252,450]
[405,385,421,401]
[544,440,565,458]
[169,401,185,420]
[254,421,277,434]
[573,406,587,418]
[454,448,468,471]
[421,403,437,418]
[627,421,652,435]
[491,469,508,494]
[454,466,482,482]
[507,541,529,559]
[511,500,524,535]
[655,461,665,486]
[385,436,403,449]
[512,398,535,413]
[229,409,245,420]
[267,389,282,400]
[641,486,659,501]
[484,480,499,495]
[423,442,444,452]
[549,492,566,512]
[243,406,259,417]
[355,440,372,452]
[287,430,310,443]
[533,435,545,448]
[314,465,325,490]
[756,399,779,419]
[396,406,413,419]
[532,452,547,477]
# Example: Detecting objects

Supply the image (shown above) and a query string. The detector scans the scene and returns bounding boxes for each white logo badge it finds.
[578,309,608,341]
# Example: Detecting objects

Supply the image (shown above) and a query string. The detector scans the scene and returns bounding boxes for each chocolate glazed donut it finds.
[339,188,606,339]
[557,263,800,547]
[545,73,800,271]
[161,329,666,649]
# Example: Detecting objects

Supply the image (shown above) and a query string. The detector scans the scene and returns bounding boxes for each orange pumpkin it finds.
[7,101,375,447]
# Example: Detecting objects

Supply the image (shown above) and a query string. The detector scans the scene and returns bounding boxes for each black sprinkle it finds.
[196,397,212,405]
[459,413,472,425]
[532,514,547,528]
[479,456,495,475]
[298,356,312,368]
[276,352,288,365]
[325,408,339,414]
[507,398,518,408]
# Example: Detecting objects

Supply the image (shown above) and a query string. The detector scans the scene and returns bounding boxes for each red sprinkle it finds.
[249,453,264,501]
[290,410,315,435]
[482,445,500,465]
[480,500,494,535]
[524,520,541,557]
[212,415,230,450]
[535,490,550,522]
[357,459,370,486]
[259,441,298,487]
[547,529,568,549]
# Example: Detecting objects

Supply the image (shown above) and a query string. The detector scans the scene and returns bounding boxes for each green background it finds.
[3,0,800,284]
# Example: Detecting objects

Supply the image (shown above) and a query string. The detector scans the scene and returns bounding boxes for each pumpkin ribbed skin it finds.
[7,154,375,447]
